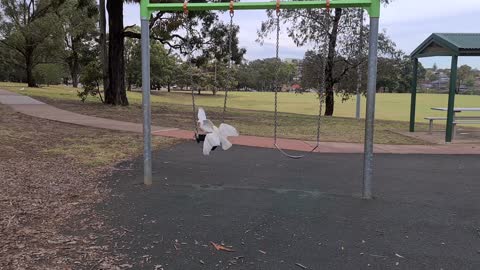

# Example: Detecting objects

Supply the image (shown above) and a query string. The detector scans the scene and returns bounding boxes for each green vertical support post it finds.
[445,55,458,143]
[409,58,418,132]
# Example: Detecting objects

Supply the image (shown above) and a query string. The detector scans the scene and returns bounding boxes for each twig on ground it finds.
[295,263,308,269]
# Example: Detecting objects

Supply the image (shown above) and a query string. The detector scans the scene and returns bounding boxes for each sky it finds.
[123,0,480,69]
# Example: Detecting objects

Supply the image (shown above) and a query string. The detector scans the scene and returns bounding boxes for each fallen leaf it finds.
[210,242,235,252]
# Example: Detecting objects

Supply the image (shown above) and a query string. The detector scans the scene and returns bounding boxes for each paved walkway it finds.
[0,89,176,133]
[1,89,480,154]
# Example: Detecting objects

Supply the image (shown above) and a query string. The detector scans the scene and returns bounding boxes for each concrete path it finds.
[154,129,480,154]
[0,89,176,133]
[2,89,480,154]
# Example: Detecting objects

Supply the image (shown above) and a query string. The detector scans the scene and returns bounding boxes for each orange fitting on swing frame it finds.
[326,0,330,12]
[275,0,280,14]
[229,0,234,15]
[183,0,188,14]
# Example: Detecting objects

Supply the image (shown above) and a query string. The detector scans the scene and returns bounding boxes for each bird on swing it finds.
[196,107,239,156]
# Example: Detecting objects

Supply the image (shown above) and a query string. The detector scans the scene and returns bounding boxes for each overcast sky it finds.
[124,0,480,68]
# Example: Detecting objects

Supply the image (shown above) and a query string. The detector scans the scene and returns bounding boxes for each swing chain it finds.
[316,11,330,143]
[272,4,326,159]
[222,5,234,123]
[184,2,199,136]
[273,6,280,145]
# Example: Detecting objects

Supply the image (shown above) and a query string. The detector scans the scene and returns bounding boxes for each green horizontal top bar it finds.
[143,0,380,18]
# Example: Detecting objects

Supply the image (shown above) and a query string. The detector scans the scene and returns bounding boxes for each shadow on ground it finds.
[102,143,480,270]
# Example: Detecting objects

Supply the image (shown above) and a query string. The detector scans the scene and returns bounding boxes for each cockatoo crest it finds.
[197,107,239,155]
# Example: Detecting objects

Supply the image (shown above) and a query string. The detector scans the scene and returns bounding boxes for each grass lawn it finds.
[3,82,468,144]
[3,82,480,122]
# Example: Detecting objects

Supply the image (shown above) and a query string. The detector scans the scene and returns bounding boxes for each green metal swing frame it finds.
[140,0,380,18]
[140,0,381,199]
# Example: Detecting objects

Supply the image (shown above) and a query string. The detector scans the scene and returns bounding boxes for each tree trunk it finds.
[97,82,105,103]
[71,71,79,88]
[105,0,128,105]
[71,43,80,88]
[167,82,171,92]
[25,48,36,87]
[324,8,342,116]
[99,0,109,93]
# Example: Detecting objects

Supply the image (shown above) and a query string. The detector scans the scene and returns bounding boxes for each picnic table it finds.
[431,107,480,113]
[426,108,480,137]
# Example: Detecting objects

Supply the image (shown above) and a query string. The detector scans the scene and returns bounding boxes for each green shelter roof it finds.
[411,33,480,58]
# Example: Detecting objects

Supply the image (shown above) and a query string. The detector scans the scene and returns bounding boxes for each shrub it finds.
[78,62,104,103]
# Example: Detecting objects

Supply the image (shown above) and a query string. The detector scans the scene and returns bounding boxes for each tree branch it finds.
[332,59,362,84]
[0,40,26,57]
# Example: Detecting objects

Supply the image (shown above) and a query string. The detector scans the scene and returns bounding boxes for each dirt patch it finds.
[0,105,178,269]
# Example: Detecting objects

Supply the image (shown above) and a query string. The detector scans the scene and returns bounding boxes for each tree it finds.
[125,35,177,91]
[375,53,425,93]
[125,36,140,91]
[235,58,295,91]
[78,60,105,103]
[33,63,66,85]
[426,69,437,82]
[0,42,24,81]
[0,0,66,87]
[301,50,323,89]
[98,0,108,91]
[150,43,176,90]
[258,1,393,116]
[105,0,128,105]
[172,62,191,90]
[61,0,98,87]
[457,64,474,93]
[105,0,246,105]
[194,22,246,66]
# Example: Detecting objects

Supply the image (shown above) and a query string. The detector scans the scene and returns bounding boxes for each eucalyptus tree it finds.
[0,0,66,87]
[104,0,245,105]
[61,0,98,87]
[258,1,393,116]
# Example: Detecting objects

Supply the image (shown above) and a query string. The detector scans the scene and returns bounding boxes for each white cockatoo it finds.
[197,107,239,155]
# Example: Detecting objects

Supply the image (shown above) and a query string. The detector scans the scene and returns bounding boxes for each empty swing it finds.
[184,0,239,155]
[272,0,327,159]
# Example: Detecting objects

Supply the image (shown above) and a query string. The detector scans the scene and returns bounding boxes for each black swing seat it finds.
[195,133,206,143]
[195,134,217,151]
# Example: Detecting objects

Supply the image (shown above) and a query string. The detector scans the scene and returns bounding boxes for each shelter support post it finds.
[362,16,379,199]
[356,68,362,119]
[445,55,458,143]
[409,58,418,132]
[141,18,152,185]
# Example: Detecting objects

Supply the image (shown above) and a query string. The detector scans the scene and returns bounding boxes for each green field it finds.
[2,82,480,123]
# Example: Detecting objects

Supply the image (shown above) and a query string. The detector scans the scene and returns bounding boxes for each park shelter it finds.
[409,33,480,142]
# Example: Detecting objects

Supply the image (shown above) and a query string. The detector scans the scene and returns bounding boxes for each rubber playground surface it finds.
[103,143,480,269]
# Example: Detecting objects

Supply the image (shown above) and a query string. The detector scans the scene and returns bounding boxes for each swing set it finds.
[140,0,381,199]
